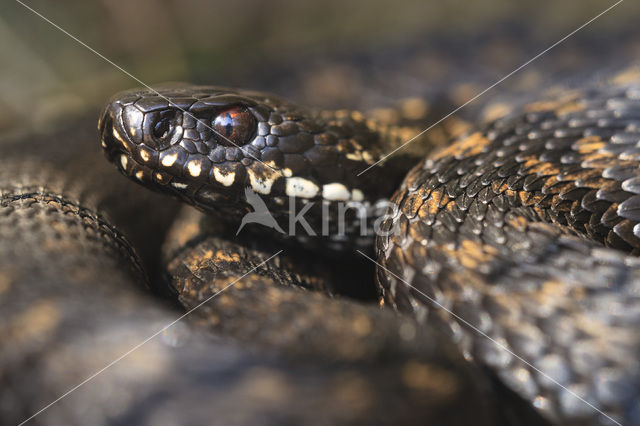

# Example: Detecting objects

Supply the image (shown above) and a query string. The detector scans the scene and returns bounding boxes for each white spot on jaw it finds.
[362,151,375,163]
[135,170,144,180]
[112,128,127,146]
[285,177,319,198]
[322,183,350,201]
[351,189,365,201]
[248,168,278,195]
[346,152,363,161]
[140,150,150,162]
[161,153,178,167]
[213,168,236,187]
[171,182,188,189]
[120,155,128,170]
[187,160,201,177]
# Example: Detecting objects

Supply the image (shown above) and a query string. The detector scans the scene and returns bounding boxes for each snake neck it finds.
[243,105,464,239]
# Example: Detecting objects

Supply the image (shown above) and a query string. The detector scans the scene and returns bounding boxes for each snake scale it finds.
[2,25,640,426]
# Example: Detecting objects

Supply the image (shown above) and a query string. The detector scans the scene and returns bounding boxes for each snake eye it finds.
[211,106,256,146]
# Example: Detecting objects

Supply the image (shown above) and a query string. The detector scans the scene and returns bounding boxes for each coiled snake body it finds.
[98,65,640,425]
[2,30,640,425]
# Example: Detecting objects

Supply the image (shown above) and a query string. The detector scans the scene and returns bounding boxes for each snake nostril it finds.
[142,109,182,151]
[153,115,172,139]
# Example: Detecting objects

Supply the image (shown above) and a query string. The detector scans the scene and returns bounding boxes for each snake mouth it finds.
[99,103,131,163]
[99,101,156,183]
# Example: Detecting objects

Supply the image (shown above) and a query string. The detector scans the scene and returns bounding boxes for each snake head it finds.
[99,85,400,227]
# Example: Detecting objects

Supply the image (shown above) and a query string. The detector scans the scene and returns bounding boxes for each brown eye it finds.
[212,107,256,146]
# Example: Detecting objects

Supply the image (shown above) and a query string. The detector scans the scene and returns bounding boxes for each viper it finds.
[97,63,640,425]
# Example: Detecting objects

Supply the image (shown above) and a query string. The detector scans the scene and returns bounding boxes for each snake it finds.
[1,118,512,425]
[2,25,640,426]
[96,63,640,426]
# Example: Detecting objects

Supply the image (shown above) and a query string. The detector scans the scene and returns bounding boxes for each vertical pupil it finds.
[223,113,234,137]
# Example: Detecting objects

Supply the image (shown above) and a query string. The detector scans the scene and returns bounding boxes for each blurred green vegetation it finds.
[1,0,639,131]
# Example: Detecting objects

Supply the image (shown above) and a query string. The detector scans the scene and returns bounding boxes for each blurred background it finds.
[1,0,639,133]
